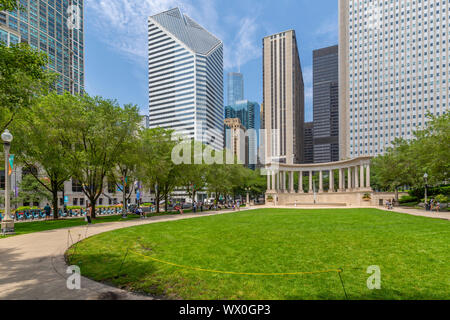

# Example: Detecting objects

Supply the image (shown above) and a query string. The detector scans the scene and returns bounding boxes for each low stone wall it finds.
[266,191,406,207]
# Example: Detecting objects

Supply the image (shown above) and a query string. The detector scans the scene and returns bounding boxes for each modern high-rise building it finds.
[339,0,449,159]
[303,122,314,164]
[313,45,339,163]
[148,8,224,150]
[225,100,260,169]
[263,30,305,165]
[0,0,85,94]
[227,72,244,106]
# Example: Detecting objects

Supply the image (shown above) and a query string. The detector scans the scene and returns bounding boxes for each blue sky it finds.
[84,0,338,122]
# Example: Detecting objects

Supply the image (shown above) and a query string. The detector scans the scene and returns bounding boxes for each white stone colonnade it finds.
[265,156,372,195]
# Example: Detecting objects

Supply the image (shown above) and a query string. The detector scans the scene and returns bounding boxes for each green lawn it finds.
[67,208,450,300]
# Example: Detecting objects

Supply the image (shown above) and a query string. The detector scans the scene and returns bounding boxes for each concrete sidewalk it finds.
[0,209,238,300]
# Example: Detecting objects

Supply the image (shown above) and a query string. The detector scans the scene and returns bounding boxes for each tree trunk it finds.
[156,188,160,213]
[52,189,59,220]
[395,187,399,202]
[122,188,127,217]
[164,193,168,213]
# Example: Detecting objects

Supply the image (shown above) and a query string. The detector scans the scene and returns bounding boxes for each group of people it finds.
[426,199,441,212]
[385,199,396,210]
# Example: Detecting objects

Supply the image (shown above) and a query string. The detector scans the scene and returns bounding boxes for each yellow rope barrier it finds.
[130,248,343,276]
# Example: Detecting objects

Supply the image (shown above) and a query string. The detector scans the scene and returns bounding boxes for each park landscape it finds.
[65,208,449,300]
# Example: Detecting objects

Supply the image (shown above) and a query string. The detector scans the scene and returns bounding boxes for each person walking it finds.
[193,201,197,213]
[44,203,52,220]
[86,203,92,224]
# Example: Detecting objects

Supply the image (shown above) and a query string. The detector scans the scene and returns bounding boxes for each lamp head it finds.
[1,129,13,143]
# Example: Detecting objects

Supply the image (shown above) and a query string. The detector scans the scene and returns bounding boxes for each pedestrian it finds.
[237,200,241,211]
[436,202,441,213]
[86,203,92,224]
[193,201,197,213]
[200,202,203,212]
[44,203,51,220]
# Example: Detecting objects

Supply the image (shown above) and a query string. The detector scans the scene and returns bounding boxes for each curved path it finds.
[0,206,447,300]
[0,209,241,300]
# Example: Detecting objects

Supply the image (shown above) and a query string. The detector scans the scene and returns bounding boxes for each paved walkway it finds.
[0,209,240,300]
[1,205,447,300]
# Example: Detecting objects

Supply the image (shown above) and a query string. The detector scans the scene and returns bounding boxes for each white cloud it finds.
[85,0,262,71]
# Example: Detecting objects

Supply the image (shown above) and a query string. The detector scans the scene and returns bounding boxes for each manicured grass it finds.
[0,212,181,238]
[67,208,450,300]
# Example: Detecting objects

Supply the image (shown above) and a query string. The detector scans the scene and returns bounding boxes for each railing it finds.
[1,207,124,222]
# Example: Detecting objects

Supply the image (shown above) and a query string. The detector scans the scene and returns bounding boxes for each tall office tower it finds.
[339,0,449,159]
[225,100,261,169]
[303,122,314,164]
[263,30,305,165]
[148,8,224,150]
[0,0,85,94]
[227,72,244,106]
[313,45,339,163]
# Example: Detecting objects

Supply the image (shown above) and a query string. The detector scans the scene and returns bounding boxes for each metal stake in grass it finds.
[337,268,349,300]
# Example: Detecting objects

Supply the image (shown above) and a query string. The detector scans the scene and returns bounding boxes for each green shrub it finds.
[399,195,418,204]
[435,194,448,203]
[67,206,81,210]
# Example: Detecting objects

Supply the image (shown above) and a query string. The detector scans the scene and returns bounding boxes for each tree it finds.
[60,95,141,218]
[15,174,51,207]
[0,0,23,11]
[109,126,142,216]
[178,140,207,203]
[138,128,179,213]
[0,43,56,131]
[11,93,76,218]
[371,113,450,199]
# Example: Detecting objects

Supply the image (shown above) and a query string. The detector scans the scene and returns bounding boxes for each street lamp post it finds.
[424,173,428,209]
[245,187,251,207]
[1,129,14,235]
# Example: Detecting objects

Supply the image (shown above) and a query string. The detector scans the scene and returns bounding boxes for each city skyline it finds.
[82,0,339,121]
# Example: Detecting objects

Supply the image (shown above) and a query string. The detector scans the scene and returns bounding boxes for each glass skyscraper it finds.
[227,72,244,106]
[0,0,85,95]
[148,8,224,150]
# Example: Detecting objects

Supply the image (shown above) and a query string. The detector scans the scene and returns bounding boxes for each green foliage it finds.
[16,174,51,205]
[399,195,419,204]
[11,92,74,218]
[434,194,448,203]
[0,0,23,11]
[372,113,450,193]
[0,43,57,131]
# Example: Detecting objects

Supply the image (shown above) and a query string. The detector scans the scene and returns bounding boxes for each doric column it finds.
[319,170,323,192]
[347,167,352,190]
[339,168,343,191]
[360,165,365,189]
[329,169,334,192]
[289,171,294,193]
[281,171,285,193]
[309,171,313,193]
[354,166,359,189]
[366,164,371,189]
[267,172,271,191]
[276,172,279,191]
[298,171,304,193]
[272,171,276,191]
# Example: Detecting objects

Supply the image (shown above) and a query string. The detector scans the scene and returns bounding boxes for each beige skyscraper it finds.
[263,30,305,165]
[339,0,449,159]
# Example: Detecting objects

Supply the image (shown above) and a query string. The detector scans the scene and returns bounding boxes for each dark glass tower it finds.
[313,45,339,163]
[0,0,85,95]
[227,72,244,106]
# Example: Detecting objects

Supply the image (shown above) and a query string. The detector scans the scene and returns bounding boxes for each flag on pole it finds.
[8,155,14,176]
